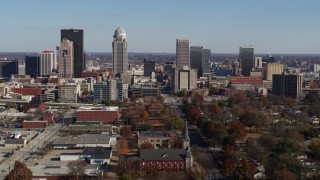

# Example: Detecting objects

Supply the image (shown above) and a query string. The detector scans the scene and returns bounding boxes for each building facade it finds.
[176,39,190,69]
[265,63,284,81]
[272,74,303,99]
[174,66,197,93]
[61,29,85,78]
[58,39,74,79]
[76,106,120,124]
[202,49,212,78]
[190,46,203,78]
[0,60,18,79]
[239,45,254,76]
[25,56,40,78]
[58,83,80,103]
[39,50,56,76]
[144,59,155,77]
[93,79,127,103]
[112,27,128,75]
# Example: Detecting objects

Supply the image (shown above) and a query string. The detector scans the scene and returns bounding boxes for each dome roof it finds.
[114,27,126,38]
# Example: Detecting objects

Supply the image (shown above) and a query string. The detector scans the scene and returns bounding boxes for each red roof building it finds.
[12,87,42,96]
[229,76,262,84]
[76,106,120,124]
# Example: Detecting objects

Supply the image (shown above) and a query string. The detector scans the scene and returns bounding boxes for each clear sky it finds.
[0,0,319,54]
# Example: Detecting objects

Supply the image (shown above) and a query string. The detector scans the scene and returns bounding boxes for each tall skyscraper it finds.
[61,29,85,78]
[176,39,190,69]
[239,45,254,76]
[272,74,302,99]
[265,63,284,81]
[39,50,56,76]
[0,60,18,79]
[144,59,155,77]
[112,27,128,75]
[190,46,203,77]
[25,56,40,78]
[58,39,74,78]
[202,49,212,78]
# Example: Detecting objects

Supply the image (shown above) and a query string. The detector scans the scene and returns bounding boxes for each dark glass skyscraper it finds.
[0,60,18,79]
[61,29,85,78]
[202,49,212,77]
[25,56,40,78]
[190,46,203,78]
[144,59,155,77]
[239,45,254,76]
[272,74,302,99]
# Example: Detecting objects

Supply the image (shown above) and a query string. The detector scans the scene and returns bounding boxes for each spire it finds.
[184,121,190,142]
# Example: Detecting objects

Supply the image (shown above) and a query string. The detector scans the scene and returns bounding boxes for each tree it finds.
[206,122,228,147]
[120,126,132,138]
[140,142,154,149]
[67,160,86,179]
[116,139,130,155]
[310,138,320,160]
[258,134,277,151]
[228,120,247,141]
[269,169,296,180]
[209,101,222,120]
[156,95,164,104]
[172,138,184,149]
[274,138,301,156]
[6,161,32,180]
[119,174,133,180]
[187,105,201,124]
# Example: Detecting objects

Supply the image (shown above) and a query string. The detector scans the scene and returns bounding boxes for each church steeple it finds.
[183,121,190,149]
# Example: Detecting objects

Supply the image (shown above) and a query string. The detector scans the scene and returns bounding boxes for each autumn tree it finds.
[6,161,32,180]
[67,160,87,179]
[119,174,133,180]
[172,138,184,149]
[274,138,301,156]
[208,101,222,120]
[120,126,132,138]
[206,122,228,147]
[228,120,247,142]
[140,142,154,149]
[116,139,130,155]
[239,108,269,132]
[187,105,201,124]
[269,169,296,180]
[310,138,320,160]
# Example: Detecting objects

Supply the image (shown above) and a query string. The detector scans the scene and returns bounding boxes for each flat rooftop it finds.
[53,134,111,146]
[77,106,119,112]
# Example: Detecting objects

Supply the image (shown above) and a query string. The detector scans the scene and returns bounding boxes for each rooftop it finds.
[140,149,188,161]
[53,134,111,146]
[77,106,119,112]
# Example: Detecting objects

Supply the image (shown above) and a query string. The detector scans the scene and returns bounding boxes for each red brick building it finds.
[12,87,42,96]
[23,120,47,129]
[22,102,45,113]
[43,112,55,124]
[81,72,99,81]
[76,106,119,124]
[229,76,262,84]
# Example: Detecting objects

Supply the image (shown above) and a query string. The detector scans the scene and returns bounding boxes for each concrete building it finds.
[137,131,177,149]
[174,66,197,92]
[132,85,160,98]
[112,27,128,75]
[254,57,263,69]
[39,50,56,76]
[176,39,190,69]
[239,45,254,76]
[265,63,284,81]
[53,134,117,149]
[68,122,116,135]
[18,63,25,75]
[58,83,80,103]
[76,106,120,124]
[93,78,127,103]
[58,38,74,79]
[272,74,303,99]
[60,147,112,165]
[61,29,85,78]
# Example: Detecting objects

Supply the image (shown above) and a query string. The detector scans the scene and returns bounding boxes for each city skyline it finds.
[1,0,320,54]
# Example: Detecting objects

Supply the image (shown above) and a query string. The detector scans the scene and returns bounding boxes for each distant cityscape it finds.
[0,26,320,180]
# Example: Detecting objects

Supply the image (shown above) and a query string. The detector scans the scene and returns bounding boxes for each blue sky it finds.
[0,0,319,53]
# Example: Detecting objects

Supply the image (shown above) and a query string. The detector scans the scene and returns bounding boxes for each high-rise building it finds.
[58,39,74,78]
[239,45,254,76]
[93,78,127,103]
[202,49,212,78]
[176,39,190,69]
[112,27,128,75]
[0,60,18,79]
[265,63,284,81]
[254,57,263,69]
[18,63,25,75]
[25,56,40,78]
[190,46,203,78]
[143,59,155,77]
[61,29,85,78]
[272,74,302,99]
[173,66,197,93]
[39,50,56,76]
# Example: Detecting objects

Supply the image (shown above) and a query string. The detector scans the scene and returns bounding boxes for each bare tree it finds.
[67,160,87,179]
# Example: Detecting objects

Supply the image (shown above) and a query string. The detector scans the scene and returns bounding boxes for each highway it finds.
[0,123,62,179]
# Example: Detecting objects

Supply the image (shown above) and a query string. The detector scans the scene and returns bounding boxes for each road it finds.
[0,123,62,179]
[163,94,225,180]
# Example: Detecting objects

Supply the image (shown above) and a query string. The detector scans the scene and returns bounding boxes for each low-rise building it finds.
[22,120,48,129]
[76,106,120,124]
[132,85,160,98]
[68,121,116,135]
[4,139,26,149]
[138,131,177,149]
[58,83,80,103]
[53,134,117,149]
[60,147,112,165]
